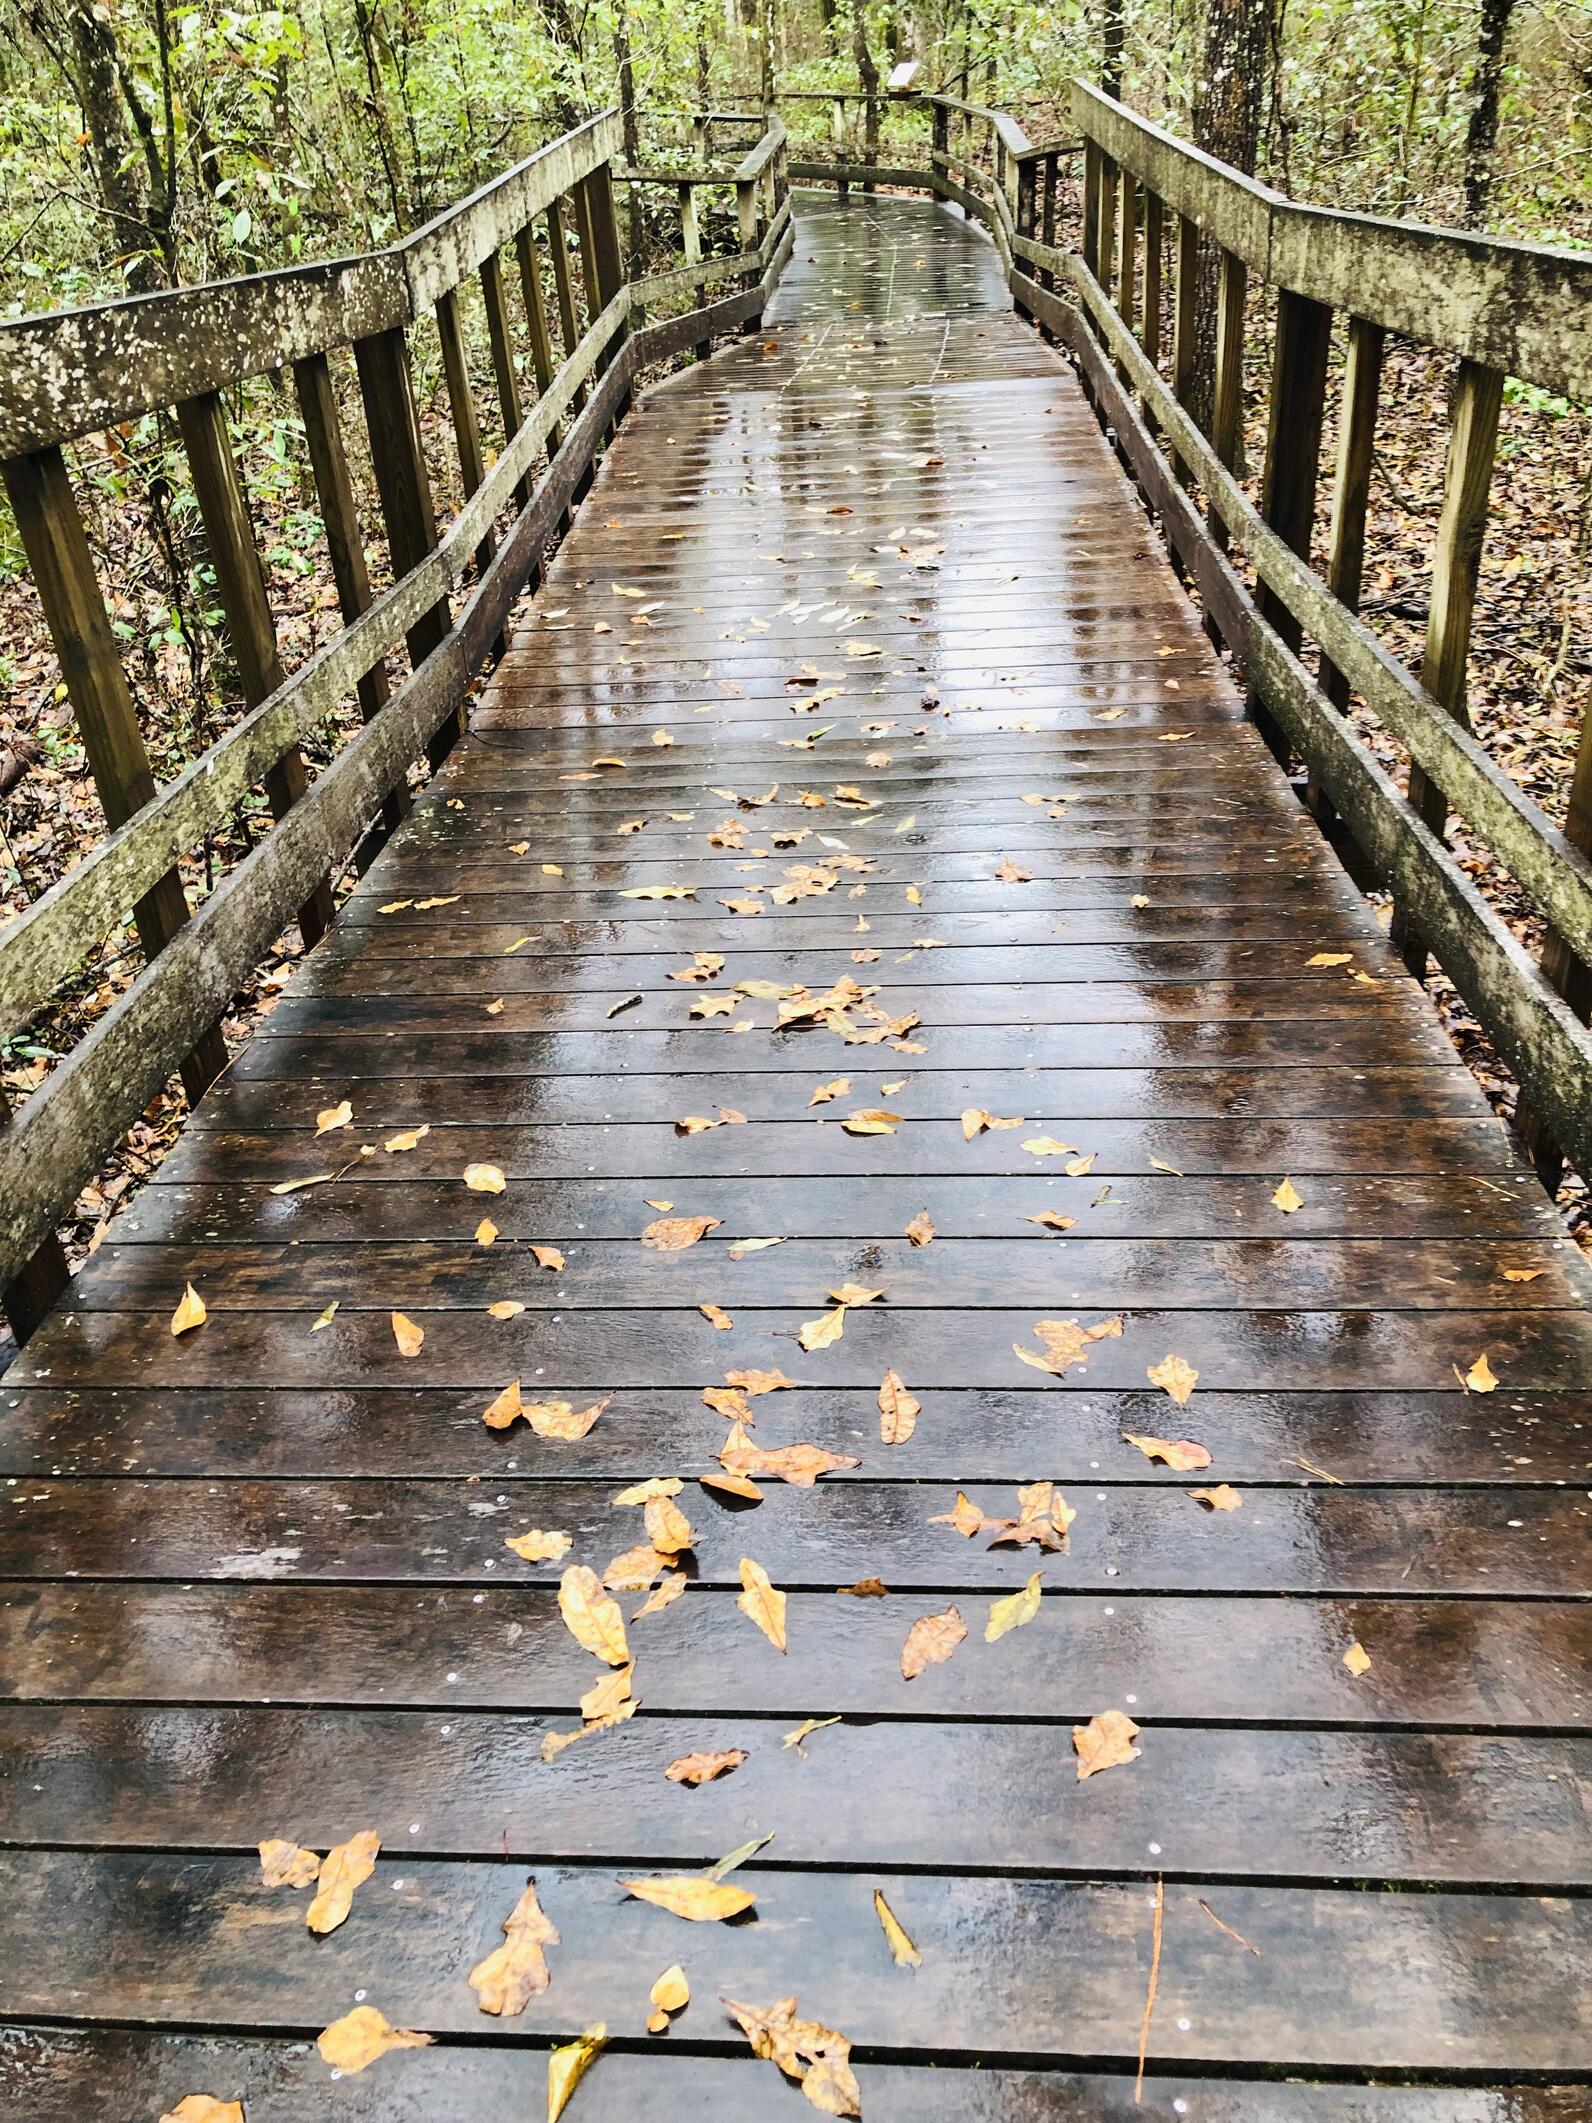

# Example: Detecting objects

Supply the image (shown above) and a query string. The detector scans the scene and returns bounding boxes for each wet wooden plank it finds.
[4,1385,1584,1485]
[13,2036,1574,2123]
[4,1581,1582,1728]
[5,1705,1585,1886]
[0,1852,1584,2073]
[0,1472,1584,1596]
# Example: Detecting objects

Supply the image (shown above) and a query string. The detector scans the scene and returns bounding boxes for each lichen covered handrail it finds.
[0,108,792,1337]
[784,79,1592,1194]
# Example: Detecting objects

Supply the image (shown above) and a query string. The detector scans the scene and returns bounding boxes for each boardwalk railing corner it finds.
[777,77,1592,1202]
[0,106,793,1347]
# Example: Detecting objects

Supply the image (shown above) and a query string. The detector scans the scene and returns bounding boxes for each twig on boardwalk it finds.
[1134,1874,1164,2105]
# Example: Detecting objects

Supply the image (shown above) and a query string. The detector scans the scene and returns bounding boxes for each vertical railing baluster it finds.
[1207,248,1248,552]
[292,350,409,850]
[1171,214,1200,490]
[352,325,460,768]
[175,389,337,945]
[478,251,530,508]
[1249,288,1333,753]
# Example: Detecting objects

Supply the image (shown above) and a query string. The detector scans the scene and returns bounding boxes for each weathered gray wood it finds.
[1070,78,1592,401]
[173,390,336,946]
[477,250,529,510]
[1320,317,1385,711]
[1255,288,1333,662]
[353,326,459,769]
[0,448,228,1098]
[1208,248,1248,556]
[1397,359,1505,974]
[1061,252,1592,953]
[0,117,622,458]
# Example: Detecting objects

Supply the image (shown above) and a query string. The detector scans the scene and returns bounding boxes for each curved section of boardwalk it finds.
[1,193,1588,2118]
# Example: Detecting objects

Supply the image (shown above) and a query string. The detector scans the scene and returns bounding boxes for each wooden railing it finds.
[790,80,1592,1197]
[0,108,792,1341]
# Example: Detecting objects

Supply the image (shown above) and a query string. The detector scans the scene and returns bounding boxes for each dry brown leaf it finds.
[580,1665,633,1721]
[505,1528,574,1563]
[531,1245,565,1271]
[828,1282,883,1307]
[482,1378,523,1428]
[390,1311,424,1358]
[316,2006,433,2075]
[1502,1266,1544,1282]
[720,1433,859,1487]
[527,1396,611,1440]
[475,1217,499,1246]
[170,1283,207,1337]
[488,1299,525,1320]
[701,1469,765,1502]
[798,1305,847,1351]
[547,2024,607,2121]
[878,1369,920,1444]
[644,1492,696,1556]
[666,1748,747,1785]
[1123,1432,1211,1471]
[905,1210,935,1246]
[258,1837,319,1889]
[384,1125,429,1153]
[838,1577,888,1597]
[873,1888,922,1967]
[737,1556,787,1651]
[464,1162,507,1194]
[160,2101,244,2123]
[729,1235,786,1259]
[306,1828,380,1934]
[988,1480,1076,1552]
[621,1875,757,1920]
[727,1367,795,1395]
[841,1108,901,1135]
[993,856,1032,882]
[1464,1351,1499,1393]
[722,1996,861,2117]
[315,1099,352,1136]
[809,1076,850,1106]
[1013,1315,1122,1377]
[1147,1353,1200,1406]
[699,1302,734,1330]
[702,1385,755,1422]
[1272,1176,1305,1214]
[558,1564,630,1666]
[1020,1136,1077,1158]
[986,1571,1043,1642]
[620,884,696,900]
[1306,951,1353,966]
[1024,1211,1078,1233]
[1073,1709,1142,1779]
[1343,1639,1373,1676]
[648,1963,690,2033]
[469,1877,560,2016]
[635,1571,688,1617]
[1189,1484,1243,1512]
[643,1214,721,1251]
[961,1107,1024,1139]
[928,1490,993,1538]
[602,1545,670,1591]
[900,1605,966,1679]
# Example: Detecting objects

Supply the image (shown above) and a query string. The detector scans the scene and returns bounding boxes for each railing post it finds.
[932,98,949,182]
[1207,248,1248,553]
[577,158,633,416]
[435,286,497,574]
[174,390,337,947]
[478,250,530,508]
[1393,357,1505,975]
[833,98,849,199]
[0,1093,70,1343]
[1170,213,1199,488]
[1309,315,1387,831]
[1114,166,1136,384]
[1082,140,1102,281]
[1,447,231,1107]
[863,94,879,193]
[546,196,587,415]
[291,350,409,853]
[1247,288,1333,756]
[352,325,460,769]
[1039,152,1059,296]
[1527,732,1592,1183]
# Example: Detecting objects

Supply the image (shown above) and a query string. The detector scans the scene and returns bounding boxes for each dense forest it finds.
[0,0,1589,1274]
[1,0,1588,315]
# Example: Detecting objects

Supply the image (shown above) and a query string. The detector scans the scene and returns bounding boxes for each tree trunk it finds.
[1102,0,1126,97]
[1463,0,1516,227]
[1188,0,1272,429]
[612,0,642,259]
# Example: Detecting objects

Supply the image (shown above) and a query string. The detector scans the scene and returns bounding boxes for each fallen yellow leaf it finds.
[464,1162,507,1193]
[901,1606,965,1679]
[469,1877,560,2015]
[878,1369,920,1444]
[874,1888,922,1966]
[1190,1484,1243,1512]
[505,1528,573,1562]
[1344,1640,1373,1676]
[985,1572,1043,1643]
[1464,1351,1498,1393]
[643,1214,721,1251]
[558,1563,630,1666]
[1123,1431,1211,1471]
[170,1283,207,1337]
[257,1837,319,1889]
[160,2100,244,2123]
[1272,1176,1304,1214]
[315,1100,352,1136]
[737,1556,787,1651]
[316,2006,433,2075]
[798,1305,847,1351]
[1073,1709,1142,1779]
[1147,1353,1199,1406]
[620,1874,756,1919]
[547,2023,607,2121]
[390,1312,424,1357]
[306,1828,380,1934]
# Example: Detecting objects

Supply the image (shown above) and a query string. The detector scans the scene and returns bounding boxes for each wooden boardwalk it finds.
[1,192,1589,2118]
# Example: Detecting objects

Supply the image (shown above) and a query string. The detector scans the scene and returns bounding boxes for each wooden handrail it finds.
[0,109,793,1326]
